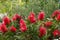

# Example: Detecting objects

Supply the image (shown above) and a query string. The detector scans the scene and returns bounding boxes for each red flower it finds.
[38,11,45,20]
[19,19,27,32]
[44,21,52,27]
[1,23,8,33]
[39,27,46,37]
[53,30,59,37]
[0,23,2,31]
[0,25,1,31]
[12,14,21,21]
[52,10,60,18]
[10,26,17,32]
[20,26,27,32]
[20,19,26,26]
[28,12,36,23]
[3,16,10,25]
[56,14,60,21]
[12,15,16,21]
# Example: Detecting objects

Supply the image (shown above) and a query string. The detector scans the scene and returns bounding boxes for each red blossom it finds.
[39,27,46,37]
[0,26,1,31]
[12,15,17,21]
[20,26,27,32]
[19,19,27,32]
[3,16,10,25]
[52,10,60,18]
[1,23,8,33]
[12,14,21,21]
[53,30,60,37]
[44,21,52,27]
[10,26,17,32]
[56,14,60,21]
[28,12,36,23]
[38,11,45,20]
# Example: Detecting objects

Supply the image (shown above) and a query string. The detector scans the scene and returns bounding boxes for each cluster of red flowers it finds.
[0,10,60,38]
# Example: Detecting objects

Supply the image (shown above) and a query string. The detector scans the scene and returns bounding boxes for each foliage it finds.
[0,0,60,17]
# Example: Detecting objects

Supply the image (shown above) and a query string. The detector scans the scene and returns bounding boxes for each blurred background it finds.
[0,0,60,18]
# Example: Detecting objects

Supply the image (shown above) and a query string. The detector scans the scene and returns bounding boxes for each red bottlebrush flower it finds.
[0,24,2,31]
[39,27,46,37]
[12,14,21,21]
[10,26,17,32]
[28,12,36,23]
[19,19,26,26]
[56,14,60,21]
[3,16,10,25]
[38,11,45,20]
[52,10,60,18]
[53,30,59,37]
[0,27,1,31]
[12,15,17,21]
[44,21,52,27]
[1,23,8,33]
[19,19,27,32]
[20,26,27,32]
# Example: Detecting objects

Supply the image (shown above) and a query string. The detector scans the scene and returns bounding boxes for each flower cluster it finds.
[0,10,60,39]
